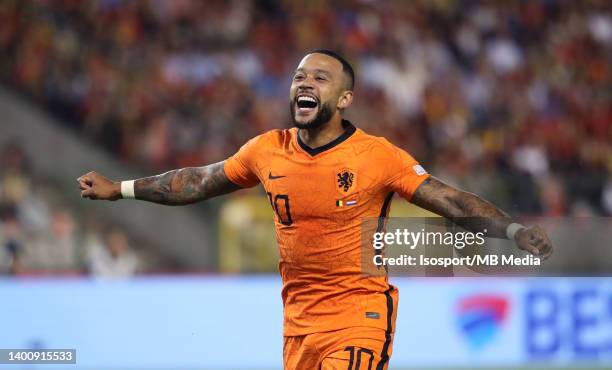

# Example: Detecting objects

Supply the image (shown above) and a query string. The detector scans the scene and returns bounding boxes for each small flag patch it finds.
[336,199,357,207]
[413,164,427,176]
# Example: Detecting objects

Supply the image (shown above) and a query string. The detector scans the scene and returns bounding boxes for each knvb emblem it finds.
[337,169,355,192]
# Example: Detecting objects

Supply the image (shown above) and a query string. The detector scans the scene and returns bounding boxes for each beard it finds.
[290,100,334,130]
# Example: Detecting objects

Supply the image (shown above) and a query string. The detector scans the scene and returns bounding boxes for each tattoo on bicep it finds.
[134,161,241,205]
[197,161,242,199]
[412,176,511,237]
[412,177,462,217]
[453,191,510,219]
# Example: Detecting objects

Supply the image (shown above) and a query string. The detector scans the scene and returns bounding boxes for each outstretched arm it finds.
[411,176,552,258]
[411,176,512,237]
[77,161,242,205]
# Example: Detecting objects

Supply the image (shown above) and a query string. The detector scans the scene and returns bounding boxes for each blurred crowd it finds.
[1,0,611,216]
[0,141,144,276]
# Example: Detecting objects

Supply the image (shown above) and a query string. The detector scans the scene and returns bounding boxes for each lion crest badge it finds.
[336,168,356,193]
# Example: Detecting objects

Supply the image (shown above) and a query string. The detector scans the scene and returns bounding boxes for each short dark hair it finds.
[307,49,355,90]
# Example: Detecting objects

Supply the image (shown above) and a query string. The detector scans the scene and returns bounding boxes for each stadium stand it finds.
[0,139,157,275]
[0,0,610,274]
[1,0,610,217]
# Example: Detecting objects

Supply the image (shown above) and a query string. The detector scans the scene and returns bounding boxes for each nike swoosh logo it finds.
[268,171,286,180]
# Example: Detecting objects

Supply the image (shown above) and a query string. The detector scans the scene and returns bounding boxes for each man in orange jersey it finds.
[78,50,552,369]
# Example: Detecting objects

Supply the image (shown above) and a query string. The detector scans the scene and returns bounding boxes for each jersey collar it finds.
[296,119,357,156]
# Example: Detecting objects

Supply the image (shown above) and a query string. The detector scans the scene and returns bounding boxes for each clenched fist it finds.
[77,171,122,201]
[514,225,553,259]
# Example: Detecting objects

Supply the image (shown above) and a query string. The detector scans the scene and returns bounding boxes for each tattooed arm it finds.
[411,176,552,257]
[411,176,511,237]
[77,161,242,205]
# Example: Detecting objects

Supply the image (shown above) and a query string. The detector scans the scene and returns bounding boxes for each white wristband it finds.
[121,180,135,199]
[506,223,525,241]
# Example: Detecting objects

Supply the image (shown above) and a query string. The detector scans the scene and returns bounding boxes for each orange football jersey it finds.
[224,120,430,336]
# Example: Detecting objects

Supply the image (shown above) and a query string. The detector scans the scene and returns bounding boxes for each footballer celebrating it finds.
[78,50,552,369]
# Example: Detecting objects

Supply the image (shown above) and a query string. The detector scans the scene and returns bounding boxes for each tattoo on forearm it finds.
[412,177,512,238]
[133,161,241,205]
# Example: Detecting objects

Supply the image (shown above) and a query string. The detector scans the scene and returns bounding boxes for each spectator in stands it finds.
[0,213,24,275]
[22,208,78,270]
[0,141,147,274]
[2,1,609,216]
[86,227,139,278]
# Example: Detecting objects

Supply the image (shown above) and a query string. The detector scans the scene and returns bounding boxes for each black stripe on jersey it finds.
[376,288,393,370]
[376,192,394,232]
[375,192,394,265]
[297,119,356,156]
[375,192,394,369]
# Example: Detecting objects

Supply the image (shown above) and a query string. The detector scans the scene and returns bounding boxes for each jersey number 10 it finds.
[267,192,293,226]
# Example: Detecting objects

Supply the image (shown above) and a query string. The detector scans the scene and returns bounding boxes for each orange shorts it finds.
[283,326,394,370]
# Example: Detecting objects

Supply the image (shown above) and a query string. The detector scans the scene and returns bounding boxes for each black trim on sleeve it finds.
[297,119,356,156]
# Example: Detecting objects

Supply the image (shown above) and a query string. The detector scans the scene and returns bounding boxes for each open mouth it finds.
[295,94,319,114]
